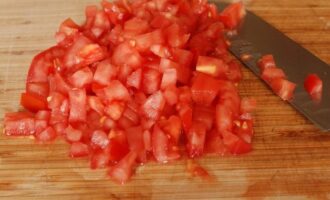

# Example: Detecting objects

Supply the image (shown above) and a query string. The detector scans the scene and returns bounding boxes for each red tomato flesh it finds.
[3,0,264,184]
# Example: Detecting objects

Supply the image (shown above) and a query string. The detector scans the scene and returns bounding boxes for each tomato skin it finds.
[178,103,193,133]
[304,74,323,101]
[69,89,87,123]
[125,126,144,153]
[4,112,36,136]
[20,92,48,112]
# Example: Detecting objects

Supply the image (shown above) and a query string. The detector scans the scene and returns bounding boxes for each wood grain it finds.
[1,0,330,199]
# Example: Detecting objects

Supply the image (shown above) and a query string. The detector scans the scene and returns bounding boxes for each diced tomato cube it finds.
[125,126,144,152]
[142,68,161,95]
[112,42,143,69]
[109,151,137,185]
[191,73,220,106]
[104,101,126,121]
[65,126,83,142]
[186,122,207,158]
[90,151,110,169]
[135,29,165,52]
[163,85,178,106]
[261,67,286,83]
[193,105,214,131]
[100,80,130,103]
[165,23,190,48]
[124,17,150,35]
[69,67,93,88]
[26,82,49,98]
[70,142,90,157]
[35,110,51,121]
[35,126,57,142]
[91,130,110,149]
[4,112,35,136]
[158,115,182,144]
[20,92,48,112]
[152,125,180,163]
[161,68,177,90]
[143,130,152,152]
[141,91,165,120]
[270,78,296,101]
[219,2,246,29]
[107,129,130,162]
[258,54,276,71]
[304,74,323,101]
[93,59,118,86]
[216,104,233,132]
[196,56,228,78]
[126,68,142,89]
[159,58,191,84]
[226,60,243,83]
[177,103,192,133]
[171,48,193,68]
[221,130,252,155]
[204,130,228,156]
[49,73,72,95]
[69,89,87,122]
[150,44,171,58]
[87,96,104,116]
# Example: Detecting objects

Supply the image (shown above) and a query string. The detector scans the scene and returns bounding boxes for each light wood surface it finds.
[1,0,330,199]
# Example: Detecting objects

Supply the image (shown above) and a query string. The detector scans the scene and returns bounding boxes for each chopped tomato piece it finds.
[258,54,276,71]
[4,112,35,136]
[142,91,165,120]
[104,101,126,121]
[221,131,252,155]
[68,67,93,88]
[35,126,57,142]
[100,80,130,103]
[26,82,49,98]
[304,74,323,101]
[161,68,177,90]
[20,92,48,112]
[142,68,161,94]
[270,78,296,101]
[219,2,246,29]
[69,89,87,122]
[191,73,220,106]
[70,142,90,158]
[127,68,142,89]
[91,130,110,149]
[112,42,143,69]
[186,122,207,158]
[93,59,118,86]
[109,151,137,185]
[261,67,286,83]
[65,126,83,142]
[196,56,228,78]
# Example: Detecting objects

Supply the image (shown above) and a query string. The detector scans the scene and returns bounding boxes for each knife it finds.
[215,2,330,131]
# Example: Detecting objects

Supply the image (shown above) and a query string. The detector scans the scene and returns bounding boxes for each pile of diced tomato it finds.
[3,0,257,184]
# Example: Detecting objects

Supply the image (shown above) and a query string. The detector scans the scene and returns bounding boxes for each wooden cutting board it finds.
[1,0,330,199]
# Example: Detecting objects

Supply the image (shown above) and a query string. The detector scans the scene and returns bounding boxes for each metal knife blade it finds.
[215,2,330,131]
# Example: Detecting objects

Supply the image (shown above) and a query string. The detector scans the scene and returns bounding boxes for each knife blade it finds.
[215,2,330,131]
